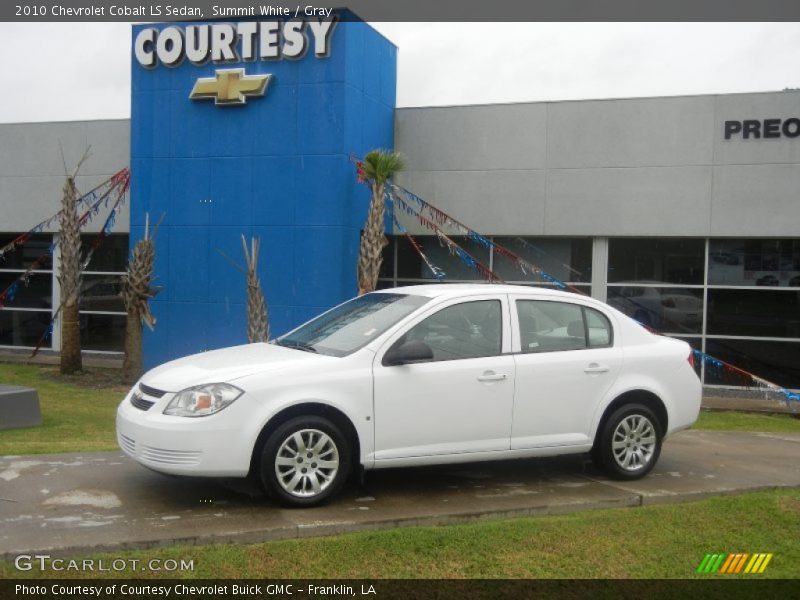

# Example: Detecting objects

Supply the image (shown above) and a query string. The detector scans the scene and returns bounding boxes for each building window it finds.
[0,233,53,348]
[79,233,128,353]
[709,239,800,287]
[607,237,800,390]
[607,286,703,334]
[608,238,705,285]
[704,339,800,390]
[381,235,591,291]
[0,233,128,353]
[492,237,592,285]
[394,235,490,282]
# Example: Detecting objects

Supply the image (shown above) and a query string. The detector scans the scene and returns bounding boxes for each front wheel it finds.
[260,416,351,507]
[593,403,662,480]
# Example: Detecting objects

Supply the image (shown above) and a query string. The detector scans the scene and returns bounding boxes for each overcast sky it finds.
[0,22,798,123]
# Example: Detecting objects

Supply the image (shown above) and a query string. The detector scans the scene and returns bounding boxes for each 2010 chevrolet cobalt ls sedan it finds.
[117,284,701,507]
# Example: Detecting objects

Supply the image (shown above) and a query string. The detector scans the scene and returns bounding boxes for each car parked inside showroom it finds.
[117,284,702,507]
[606,283,703,332]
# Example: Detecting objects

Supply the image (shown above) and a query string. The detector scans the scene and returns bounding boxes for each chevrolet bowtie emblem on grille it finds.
[189,68,271,106]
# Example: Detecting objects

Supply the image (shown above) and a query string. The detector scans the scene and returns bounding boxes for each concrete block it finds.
[0,385,42,430]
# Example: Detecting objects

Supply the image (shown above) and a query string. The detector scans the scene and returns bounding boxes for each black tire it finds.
[594,403,663,480]
[259,415,351,508]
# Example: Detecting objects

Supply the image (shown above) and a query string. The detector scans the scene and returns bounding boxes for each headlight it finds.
[163,383,244,417]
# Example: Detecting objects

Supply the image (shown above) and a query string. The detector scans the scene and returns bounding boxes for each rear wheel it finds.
[594,403,662,480]
[260,416,351,507]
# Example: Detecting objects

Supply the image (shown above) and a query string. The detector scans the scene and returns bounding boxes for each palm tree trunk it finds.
[59,176,82,374]
[60,302,82,373]
[357,182,387,295]
[122,310,142,384]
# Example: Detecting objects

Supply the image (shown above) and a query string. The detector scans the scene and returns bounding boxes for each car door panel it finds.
[372,295,515,460]
[510,296,623,450]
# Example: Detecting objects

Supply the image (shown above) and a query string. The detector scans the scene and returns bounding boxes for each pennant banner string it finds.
[391,193,502,283]
[390,210,446,282]
[0,168,130,311]
[513,236,585,280]
[388,181,578,292]
[0,168,129,262]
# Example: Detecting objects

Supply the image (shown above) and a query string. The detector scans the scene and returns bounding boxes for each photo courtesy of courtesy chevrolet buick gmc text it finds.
[116,284,702,507]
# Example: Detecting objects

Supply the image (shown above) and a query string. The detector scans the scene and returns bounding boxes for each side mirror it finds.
[383,340,434,366]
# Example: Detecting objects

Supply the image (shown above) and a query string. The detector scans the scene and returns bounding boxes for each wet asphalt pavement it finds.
[1,429,799,558]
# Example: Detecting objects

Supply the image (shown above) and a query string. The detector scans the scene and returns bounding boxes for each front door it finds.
[373,296,515,461]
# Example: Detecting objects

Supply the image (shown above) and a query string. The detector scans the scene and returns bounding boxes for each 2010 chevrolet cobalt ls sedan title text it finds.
[117,284,701,507]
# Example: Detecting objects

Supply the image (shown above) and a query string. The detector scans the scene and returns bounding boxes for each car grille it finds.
[118,434,136,456]
[139,383,166,398]
[138,445,202,466]
[130,393,155,411]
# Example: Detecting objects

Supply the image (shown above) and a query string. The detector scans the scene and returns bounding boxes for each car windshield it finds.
[274,293,430,357]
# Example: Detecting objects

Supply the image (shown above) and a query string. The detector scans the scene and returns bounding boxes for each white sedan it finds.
[116,284,701,507]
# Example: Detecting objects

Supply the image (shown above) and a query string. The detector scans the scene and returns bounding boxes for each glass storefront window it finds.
[379,237,395,280]
[80,313,126,352]
[396,235,490,281]
[707,289,800,339]
[0,272,52,310]
[705,339,800,389]
[709,239,800,287]
[0,310,50,347]
[492,237,592,284]
[0,234,53,270]
[80,274,125,313]
[80,234,129,273]
[608,238,704,285]
[607,286,703,334]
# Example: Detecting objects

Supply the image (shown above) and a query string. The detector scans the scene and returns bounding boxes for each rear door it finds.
[510,296,623,449]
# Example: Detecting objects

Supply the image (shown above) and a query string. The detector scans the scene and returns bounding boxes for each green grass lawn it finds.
[0,362,798,456]
[2,487,798,579]
[694,409,800,433]
[0,362,125,455]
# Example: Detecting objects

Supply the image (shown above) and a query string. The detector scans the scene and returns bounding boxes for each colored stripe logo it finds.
[697,553,773,574]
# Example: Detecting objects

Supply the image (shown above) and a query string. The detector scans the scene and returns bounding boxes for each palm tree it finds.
[122,214,160,384]
[356,149,404,295]
[58,151,90,374]
[241,235,269,343]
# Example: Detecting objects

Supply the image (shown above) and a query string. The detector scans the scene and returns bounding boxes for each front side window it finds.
[395,300,502,362]
[516,300,613,353]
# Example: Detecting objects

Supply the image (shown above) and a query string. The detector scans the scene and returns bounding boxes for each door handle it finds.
[584,363,609,374]
[477,371,507,382]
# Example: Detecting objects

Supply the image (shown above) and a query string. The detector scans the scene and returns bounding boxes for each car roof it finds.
[377,283,586,302]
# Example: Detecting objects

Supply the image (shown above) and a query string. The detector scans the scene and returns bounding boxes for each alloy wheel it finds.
[611,414,657,471]
[274,428,340,497]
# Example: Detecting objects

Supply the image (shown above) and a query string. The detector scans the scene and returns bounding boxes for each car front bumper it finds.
[115,387,261,478]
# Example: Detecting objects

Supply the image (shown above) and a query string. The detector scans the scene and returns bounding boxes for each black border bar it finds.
[3,0,800,22]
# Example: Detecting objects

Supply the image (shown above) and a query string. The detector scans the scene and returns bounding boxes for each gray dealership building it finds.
[1,89,799,389]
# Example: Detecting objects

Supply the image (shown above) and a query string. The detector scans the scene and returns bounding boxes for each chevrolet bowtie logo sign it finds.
[189,69,271,106]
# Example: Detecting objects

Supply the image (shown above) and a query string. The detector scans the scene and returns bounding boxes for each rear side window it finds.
[585,307,612,347]
[516,300,613,353]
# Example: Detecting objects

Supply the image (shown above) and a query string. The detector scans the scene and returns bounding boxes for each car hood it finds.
[139,343,326,392]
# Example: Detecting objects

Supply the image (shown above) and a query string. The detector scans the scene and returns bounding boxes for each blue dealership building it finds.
[130,18,395,368]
